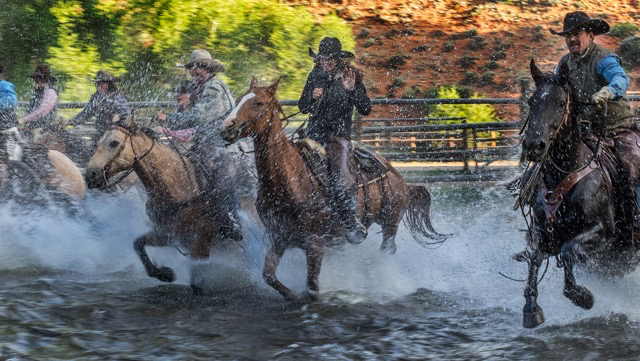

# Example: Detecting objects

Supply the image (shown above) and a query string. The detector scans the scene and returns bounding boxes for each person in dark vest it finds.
[551,12,640,210]
[154,80,199,148]
[70,70,132,147]
[298,37,372,244]
[0,65,18,131]
[20,64,58,142]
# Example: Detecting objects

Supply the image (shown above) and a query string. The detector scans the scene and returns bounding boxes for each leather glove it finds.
[591,86,611,107]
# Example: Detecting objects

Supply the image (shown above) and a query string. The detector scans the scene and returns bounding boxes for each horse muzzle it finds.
[221,125,241,144]
[84,167,107,189]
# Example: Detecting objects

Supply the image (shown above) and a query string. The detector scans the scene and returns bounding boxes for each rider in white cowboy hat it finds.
[176,49,243,242]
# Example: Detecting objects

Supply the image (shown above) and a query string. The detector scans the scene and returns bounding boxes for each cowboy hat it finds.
[177,49,225,73]
[93,70,117,83]
[308,37,355,60]
[30,64,56,82]
[550,11,610,36]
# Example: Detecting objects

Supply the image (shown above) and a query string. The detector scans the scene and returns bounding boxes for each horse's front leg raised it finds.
[560,228,601,310]
[133,231,175,283]
[523,248,545,328]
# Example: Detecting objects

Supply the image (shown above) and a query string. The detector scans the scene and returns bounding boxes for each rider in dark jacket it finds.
[298,37,372,244]
[71,70,131,146]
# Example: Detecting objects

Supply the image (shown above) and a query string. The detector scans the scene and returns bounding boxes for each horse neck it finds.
[252,110,311,197]
[545,115,592,185]
[130,134,197,202]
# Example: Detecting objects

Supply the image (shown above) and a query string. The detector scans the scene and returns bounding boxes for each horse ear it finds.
[267,76,282,95]
[530,59,545,86]
[123,113,134,128]
[249,76,258,89]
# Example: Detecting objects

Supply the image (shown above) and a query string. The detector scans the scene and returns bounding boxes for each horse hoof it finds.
[151,267,175,283]
[564,285,594,309]
[380,243,397,255]
[191,284,204,296]
[304,290,319,302]
[523,308,545,328]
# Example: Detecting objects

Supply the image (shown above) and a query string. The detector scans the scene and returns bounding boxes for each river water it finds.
[0,183,639,360]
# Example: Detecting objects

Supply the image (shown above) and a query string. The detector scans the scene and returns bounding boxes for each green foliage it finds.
[610,23,639,39]
[1,0,355,101]
[431,86,499,124]
[618,36,640,67]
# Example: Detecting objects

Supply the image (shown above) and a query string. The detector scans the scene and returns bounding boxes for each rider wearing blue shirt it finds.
[596,55,630,100]
[0,65,18,131]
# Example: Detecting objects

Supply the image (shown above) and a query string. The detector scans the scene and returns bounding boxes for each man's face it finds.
[96,81,109,94]
[176,92,191,108]
[34,77,48,89]
[318,57,338,73]
[189,66,208,82]
[564,28,594,55]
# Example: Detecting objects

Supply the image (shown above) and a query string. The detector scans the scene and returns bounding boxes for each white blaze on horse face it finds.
[222,92,256,129]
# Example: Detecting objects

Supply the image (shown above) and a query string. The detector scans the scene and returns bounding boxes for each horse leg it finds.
[263,241,298,303]
[561,241,594,309]
[133,231,175,283]
[523,249,545,328]
[189,229,213,296]
[380,220,399,255]
[304,236,324,302]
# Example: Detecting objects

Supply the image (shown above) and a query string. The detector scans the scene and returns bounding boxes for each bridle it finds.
[100,125,155,190]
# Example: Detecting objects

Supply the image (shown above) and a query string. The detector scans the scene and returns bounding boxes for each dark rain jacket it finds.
[298,65,371,145]
[72,91,132,140]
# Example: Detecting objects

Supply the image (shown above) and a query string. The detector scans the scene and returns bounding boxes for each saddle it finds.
[295,137,389,189]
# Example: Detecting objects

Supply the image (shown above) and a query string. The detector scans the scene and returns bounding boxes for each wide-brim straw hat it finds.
[308,37,355,60]
[177,49,225,73]
[550,11,610,36]
[30,64,56,82]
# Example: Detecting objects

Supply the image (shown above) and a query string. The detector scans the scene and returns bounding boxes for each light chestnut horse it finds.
[220,78,445,303]
[0,131,85,201]
[84,118,250,293]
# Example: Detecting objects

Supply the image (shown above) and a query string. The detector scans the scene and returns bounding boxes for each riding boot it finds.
[336,187,367,244]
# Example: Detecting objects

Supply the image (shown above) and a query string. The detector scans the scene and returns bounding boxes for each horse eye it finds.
[254,101,264,107]
[109,140,120,148]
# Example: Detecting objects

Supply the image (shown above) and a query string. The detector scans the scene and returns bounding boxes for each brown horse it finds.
[84,117,251,293]
[0,130,85,201]
[220,78,445,303]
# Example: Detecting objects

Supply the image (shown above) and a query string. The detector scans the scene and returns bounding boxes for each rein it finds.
[101,126,155,190]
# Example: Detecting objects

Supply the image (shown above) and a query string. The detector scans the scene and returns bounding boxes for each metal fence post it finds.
[462,118,469,172]
[353,110,362,142]
[518,77,531,125]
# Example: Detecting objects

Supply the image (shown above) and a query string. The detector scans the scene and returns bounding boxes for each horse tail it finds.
[405,184,447,245]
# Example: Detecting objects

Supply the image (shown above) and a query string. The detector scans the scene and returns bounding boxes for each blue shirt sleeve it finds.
[0,80,17,109]
[596,55,630,99]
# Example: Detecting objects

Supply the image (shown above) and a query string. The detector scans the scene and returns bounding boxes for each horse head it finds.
[221,77,282,144]
[522,59,570,162]
[85,115,150,189]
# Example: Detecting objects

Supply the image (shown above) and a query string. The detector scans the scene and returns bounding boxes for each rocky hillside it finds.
[293,0,640,103]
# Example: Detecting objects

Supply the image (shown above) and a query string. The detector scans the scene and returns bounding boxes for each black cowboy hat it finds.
[550,11,610,36]
[308,37,355,60]
[94,70,117,83]
[30,64,56,82]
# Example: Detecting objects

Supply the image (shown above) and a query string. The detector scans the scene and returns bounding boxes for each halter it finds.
[100,125,155,189]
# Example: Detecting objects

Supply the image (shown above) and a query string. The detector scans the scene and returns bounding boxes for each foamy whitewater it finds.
[0,182,638,359]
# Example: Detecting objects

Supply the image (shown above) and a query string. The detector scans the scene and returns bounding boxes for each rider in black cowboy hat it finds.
[298,37,372,244]
[70,70,132,147]
[20,64,58,142]
[551,11,640,217]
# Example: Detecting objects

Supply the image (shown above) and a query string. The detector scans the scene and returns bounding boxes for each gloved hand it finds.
[591,86,611,107]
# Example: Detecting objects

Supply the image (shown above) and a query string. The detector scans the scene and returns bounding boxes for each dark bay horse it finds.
[220,78,445,303]
[85,117,252,293]
[517,59,639,328]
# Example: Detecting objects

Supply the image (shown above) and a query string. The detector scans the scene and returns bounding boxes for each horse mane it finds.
[111,121,160,141]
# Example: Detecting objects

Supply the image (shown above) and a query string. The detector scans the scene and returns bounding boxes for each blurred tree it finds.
[0,0,354,101]
[432,86,499,124]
